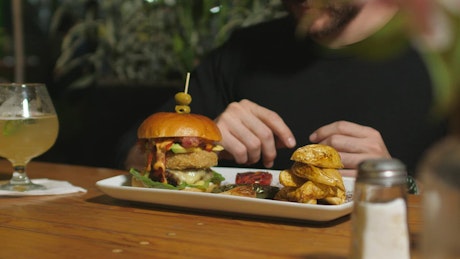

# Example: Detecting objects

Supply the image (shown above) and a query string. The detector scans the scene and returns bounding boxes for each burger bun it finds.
[137,112,221,141]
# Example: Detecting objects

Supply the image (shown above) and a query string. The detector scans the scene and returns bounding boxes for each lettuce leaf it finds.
[129,168,225,191]
[129,168,178,189]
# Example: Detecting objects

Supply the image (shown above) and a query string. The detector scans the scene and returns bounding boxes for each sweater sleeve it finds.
[187,32,247,119]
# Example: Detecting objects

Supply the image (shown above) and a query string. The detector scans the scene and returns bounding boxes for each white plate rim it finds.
[96,167,355,222]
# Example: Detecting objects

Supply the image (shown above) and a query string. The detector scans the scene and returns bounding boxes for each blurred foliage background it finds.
[51,0,286,92]
[0,0,288,168]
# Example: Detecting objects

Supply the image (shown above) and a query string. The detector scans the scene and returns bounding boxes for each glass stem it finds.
[10,165,32,185]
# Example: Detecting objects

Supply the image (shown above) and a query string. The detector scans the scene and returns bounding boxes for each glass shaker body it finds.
[350,158,410,259]
[418,136,460,259]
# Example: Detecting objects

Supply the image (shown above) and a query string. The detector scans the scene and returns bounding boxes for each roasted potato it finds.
[276,144,346,205]
[290,144,343,169]
[291,163,345,191]
[279,169,306,187]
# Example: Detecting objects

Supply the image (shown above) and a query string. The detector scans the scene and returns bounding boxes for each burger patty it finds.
[166,149,218,170]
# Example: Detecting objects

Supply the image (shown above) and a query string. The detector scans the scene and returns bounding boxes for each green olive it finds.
[174,92,192,105]
[175,105,191,114]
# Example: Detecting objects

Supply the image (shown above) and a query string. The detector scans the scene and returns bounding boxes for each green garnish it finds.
[213,184,280,199]
[210,170,225,184]
[170,143,187,154]
[2,119,35,136]
[129,168,225,191]
[407,175,418,194]
[175,170,226,191]
[129,168,177,189]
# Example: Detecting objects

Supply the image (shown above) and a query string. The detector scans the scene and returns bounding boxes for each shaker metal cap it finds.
[357,158,407,186]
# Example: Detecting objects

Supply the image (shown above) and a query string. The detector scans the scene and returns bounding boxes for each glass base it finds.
[0,167,46,192]
[0,182,46,192]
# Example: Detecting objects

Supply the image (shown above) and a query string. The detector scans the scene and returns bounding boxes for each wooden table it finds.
[0,160,422,258]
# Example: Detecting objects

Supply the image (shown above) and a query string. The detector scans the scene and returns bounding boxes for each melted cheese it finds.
[168,169,211,185]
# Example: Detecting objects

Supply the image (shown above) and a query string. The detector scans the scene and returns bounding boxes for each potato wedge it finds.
[279,169,306,187]
[290,144,343,169]
[291,163,345,191]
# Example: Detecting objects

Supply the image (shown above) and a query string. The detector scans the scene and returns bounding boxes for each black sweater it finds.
[167,16,447,173]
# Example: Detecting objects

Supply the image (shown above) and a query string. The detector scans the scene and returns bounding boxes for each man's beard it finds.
[295,2,362,39]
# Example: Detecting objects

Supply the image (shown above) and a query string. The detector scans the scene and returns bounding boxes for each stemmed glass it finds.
[0,83,59,191]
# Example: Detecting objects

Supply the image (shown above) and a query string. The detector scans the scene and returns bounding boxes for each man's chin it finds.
[296,10,339,38]
[295,4,361,39]
[307,13,337,35]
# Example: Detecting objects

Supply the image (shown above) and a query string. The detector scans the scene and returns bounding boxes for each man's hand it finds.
[215,99,296,168]
[309,120,391,177]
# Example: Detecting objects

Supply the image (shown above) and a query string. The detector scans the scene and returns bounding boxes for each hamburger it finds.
[130,112,224,192]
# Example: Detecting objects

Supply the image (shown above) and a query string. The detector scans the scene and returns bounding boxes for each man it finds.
[125,0,447,176]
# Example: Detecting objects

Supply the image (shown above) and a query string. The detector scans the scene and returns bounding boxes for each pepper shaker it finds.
[350,158,410,259]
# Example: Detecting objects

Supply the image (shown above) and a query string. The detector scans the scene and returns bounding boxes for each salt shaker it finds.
[350,158,410,259]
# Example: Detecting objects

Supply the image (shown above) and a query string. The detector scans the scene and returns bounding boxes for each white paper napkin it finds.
[0,178,87,196]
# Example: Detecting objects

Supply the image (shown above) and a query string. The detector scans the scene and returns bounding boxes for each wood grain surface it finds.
[0,159,422,258]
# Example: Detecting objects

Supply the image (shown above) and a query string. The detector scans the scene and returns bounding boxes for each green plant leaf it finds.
[67,75,96,90]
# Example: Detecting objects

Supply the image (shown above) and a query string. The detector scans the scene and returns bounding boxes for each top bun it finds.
[290,144,343,169]
[137,112,222,141]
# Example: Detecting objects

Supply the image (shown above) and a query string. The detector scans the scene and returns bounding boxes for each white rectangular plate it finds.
[96,167,354,222]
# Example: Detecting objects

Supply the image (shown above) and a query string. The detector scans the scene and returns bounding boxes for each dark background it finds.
[0,1,179,169]
[0,1,283,169]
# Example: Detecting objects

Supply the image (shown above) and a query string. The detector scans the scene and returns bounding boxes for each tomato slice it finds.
[235,171,273,186]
